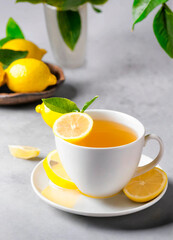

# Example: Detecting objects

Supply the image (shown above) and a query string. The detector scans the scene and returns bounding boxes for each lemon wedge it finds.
[8,145,40,159]
[43,150,77,189]
[35,103,63,128]
[53,112,93,142]
[123,167,168,202]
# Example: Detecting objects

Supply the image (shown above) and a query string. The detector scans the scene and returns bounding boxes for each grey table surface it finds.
[1,0,173,239]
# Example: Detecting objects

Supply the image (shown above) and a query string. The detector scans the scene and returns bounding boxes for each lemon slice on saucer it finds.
[123,167,168,202]
[8,145,40,159]
[43,150,77,190]
[53,112,93,142]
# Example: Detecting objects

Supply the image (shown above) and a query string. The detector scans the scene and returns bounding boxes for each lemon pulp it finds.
[53,112,93,142]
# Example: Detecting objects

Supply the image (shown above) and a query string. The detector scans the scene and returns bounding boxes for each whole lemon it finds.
[0,64,6,87]
[5,58,57,93]
[2,39,47,60]
[35,103,63,128]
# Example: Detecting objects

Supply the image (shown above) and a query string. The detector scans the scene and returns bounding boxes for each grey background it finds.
[0,0,173,239]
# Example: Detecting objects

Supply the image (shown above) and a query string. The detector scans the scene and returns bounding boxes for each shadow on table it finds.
[0,83,78,110]
[53,82,77,99]
[25,156,44,162]
[62,181,173,230]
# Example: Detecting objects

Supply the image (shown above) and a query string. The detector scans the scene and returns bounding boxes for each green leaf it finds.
[16,0,87,10]
[92,5,102,13]
[0,18,25,48]
[153,4,173,58]
[51,0,87,10]
[0,49,28,69]
[6,17,25,39]
[16,0,45,4]
[42,97,80,113]
[16,0,108,10]
[57,10,81,50]
[89,0,108,4]
[132,0,167,29]
[81,96,98,113]
[0,36,12,48]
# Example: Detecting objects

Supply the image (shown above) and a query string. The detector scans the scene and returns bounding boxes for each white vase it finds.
[44,4,87,68]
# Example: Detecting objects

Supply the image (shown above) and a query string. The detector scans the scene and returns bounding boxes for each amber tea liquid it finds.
[74,120,137,148]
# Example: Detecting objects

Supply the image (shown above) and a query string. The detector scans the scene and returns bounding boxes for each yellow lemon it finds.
[35,103,63,128]
[5,58,57,93]
[0,64,6,87]
[9,145,40,159]
[53,112,93,142]
[43,150,77,189]
[2,39,46,60]
[123,167,168,203]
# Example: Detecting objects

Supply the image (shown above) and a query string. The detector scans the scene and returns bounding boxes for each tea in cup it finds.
[54,109,163,198]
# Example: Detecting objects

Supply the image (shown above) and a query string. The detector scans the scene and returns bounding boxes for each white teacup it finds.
[54,109,164,198]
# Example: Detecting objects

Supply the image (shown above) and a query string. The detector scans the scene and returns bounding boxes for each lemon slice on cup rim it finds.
[53,112,93,142]
[43,150,77,190]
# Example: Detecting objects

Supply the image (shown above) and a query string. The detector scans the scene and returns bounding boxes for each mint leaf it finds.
[0,49,28,69]
[132,0,167,30]
[0,36,12,48]
[6,18,25,39]
[57,10,81,50]
[153,4,173,58]
[81,96,98,113]
[42,98,80,113]
[92,5,102,13]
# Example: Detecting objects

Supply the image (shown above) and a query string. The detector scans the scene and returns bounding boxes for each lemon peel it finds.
[35,103,63,128]
[43,150,77,189]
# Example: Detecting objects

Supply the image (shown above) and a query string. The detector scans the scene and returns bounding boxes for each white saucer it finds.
[31,155,168,217]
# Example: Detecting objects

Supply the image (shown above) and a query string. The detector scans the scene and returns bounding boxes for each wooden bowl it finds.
[0,62,65,105]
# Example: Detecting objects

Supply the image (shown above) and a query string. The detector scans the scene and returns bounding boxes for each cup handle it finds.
[133,134,164,177]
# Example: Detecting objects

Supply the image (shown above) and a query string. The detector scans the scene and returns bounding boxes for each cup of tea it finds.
[54,109,164,198]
